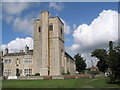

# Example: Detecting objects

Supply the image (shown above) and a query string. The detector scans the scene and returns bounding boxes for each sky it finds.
[1,2,118,67]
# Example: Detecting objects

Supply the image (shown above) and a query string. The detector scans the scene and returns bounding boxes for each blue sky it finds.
[1,2,118,67]
[2,2,117,44]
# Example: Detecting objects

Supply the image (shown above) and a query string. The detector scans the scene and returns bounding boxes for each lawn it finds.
[2,77,120,88]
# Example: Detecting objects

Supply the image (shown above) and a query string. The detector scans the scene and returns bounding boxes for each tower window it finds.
[49,24,53,31]
[61,28,62,35]
[38,27,41,32]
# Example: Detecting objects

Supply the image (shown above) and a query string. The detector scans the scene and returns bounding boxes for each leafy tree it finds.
[91,41,120,83]
[88,71,100,75]
[108,41,120,83]
[74,53,86,73]
[113,46,120,80]
[91,49,108,73]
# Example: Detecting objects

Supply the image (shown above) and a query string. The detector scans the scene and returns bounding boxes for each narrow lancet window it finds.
[61,28,62,35]
[49,24,53,31]
[38,26,41,32]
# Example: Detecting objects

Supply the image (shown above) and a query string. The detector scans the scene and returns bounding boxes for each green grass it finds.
[2,77,120,88]
[0,80,2,89]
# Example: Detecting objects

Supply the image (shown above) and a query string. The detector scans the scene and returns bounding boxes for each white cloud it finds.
[3,2,38,35]
[3,2,30,15]
[13,17,34,35]
[1,37,33,54]
[49,2,63,11]
[70,10,118,67]
[71,10,118,52]
[64,22,71,35]
[5,16,14,23]
[12,11,39,35]
[70,44,79,53]
[60,18,71,35]
[81,52,99,67]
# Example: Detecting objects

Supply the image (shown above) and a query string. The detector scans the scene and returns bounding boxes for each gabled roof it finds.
[90,66,96,69]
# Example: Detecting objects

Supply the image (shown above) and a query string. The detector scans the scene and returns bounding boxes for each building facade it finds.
[1,11,76,76]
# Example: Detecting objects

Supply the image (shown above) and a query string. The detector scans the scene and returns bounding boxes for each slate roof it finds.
[65,52,75,61]
[4,50,33,56]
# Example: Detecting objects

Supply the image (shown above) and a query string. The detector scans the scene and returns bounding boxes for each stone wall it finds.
[5,75,90,80]
[17,76,43,80]
[33,11,66,76]
[2,11,76,77]
[2,55,33,76]
[33,20,42,75]
[64,52,76,75]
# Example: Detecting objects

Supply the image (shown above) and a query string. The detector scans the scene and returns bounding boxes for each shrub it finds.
[34,73,40,76]
[62,73,70,75]
[88,71,99,75]
[26,74,32,76]
[62,71,70,75]
[79,71,85,74]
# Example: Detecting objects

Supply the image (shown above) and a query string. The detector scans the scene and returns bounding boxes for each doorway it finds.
[16,69,20,76]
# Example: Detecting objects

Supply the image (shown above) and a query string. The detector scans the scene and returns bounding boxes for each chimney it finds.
[25,45,29,54]
[5,48,9,55]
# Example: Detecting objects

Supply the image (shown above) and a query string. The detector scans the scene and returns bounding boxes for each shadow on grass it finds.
[107,81,120,84]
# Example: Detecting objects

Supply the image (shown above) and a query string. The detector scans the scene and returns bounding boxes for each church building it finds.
[0,11,76,76]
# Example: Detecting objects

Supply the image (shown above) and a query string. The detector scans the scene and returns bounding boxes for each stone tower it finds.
[33,11,65,76]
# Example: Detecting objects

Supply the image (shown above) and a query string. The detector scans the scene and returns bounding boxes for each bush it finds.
[34,73,40,76]
[62,73,70,75]
[67,71,70,74]
[79,71,85,74]
[88,71,99,75]
[26,74,32,76]
[62,71,70,75]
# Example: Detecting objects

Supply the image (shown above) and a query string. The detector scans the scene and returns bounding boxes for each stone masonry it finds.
[1,11,76,76]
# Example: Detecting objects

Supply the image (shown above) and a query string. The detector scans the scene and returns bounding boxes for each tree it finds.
[91,49,108,73]
[74,53,86,73]
[91,41,120,83]
[113,46,120,80]
[88,71,99,75]
[108,41,120,83]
